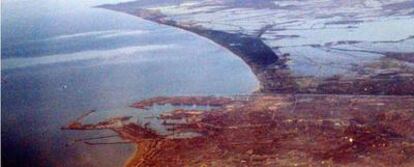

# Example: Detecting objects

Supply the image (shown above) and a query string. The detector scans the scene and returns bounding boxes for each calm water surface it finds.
[1,0,258,166]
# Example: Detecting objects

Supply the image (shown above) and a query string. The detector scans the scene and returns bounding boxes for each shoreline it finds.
[97,4,293,94]
[63,2,414,166]
[98,4,414,95]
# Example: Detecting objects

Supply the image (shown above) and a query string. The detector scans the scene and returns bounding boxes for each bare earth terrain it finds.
[64,0,414,166]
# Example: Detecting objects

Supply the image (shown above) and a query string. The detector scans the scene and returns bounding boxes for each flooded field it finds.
[103,0,414,94]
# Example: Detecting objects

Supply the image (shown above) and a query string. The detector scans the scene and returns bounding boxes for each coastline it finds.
[61,2,414,167]
[6,1,413,167]
[98,4,414,95]
[97,4,294,94]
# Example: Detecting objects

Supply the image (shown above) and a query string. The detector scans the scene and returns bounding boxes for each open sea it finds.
[1,0,258,166]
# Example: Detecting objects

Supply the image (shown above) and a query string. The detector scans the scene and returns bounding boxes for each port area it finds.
[63,95,414,167]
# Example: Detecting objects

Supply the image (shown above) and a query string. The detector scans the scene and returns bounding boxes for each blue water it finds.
[1,0,258,166]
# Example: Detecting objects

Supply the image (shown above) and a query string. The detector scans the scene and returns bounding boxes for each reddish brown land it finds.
[64,95,414,167]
